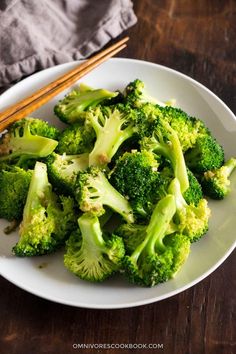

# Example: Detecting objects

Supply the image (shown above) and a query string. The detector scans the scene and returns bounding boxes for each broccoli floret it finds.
[0,166,32,221]
[110,150,165,219]
[76,167,134,223]
[0,120,58,164]
[115,223,147,254]
[13,162,77,256]
[11,117,60,140]
[159,105,208,152]
[54,86,118,124]
[46,152,89,194]
[141,120,189,193]
[123,194,190,286]
[168,178,211,242]
[56,122,95,155]
[184,135,224,173]
[183,169,203,206]
[124,79,165,107]
[134,101,209,154]
[64,213,125,282]
[201,158,236,199]
[87,105,140,167]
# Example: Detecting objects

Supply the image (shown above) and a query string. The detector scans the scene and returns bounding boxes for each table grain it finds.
[0,1,235,353]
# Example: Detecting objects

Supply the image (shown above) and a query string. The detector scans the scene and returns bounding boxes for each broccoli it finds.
[11,117,60,140]
[140,120,189,193]
[159,105,208,152]
[46,152,89,195]
[76,167,134,223]
[124,84,211,152]
[0,166,32,221]
[54,86,118,124]
[110,150,168,219]
[123,194,190,286]
[124,79,165,107]
[184,135,224,173]
[87,105,140,167]
[201,158,236,199]
[64,213,125,282]
[56,122,95,155]
[168,178,211,242]
[183,169,203,206]
[115,223,147,254]
[133,101,209,154]
[13,162,77,256]
[0,120,58,164]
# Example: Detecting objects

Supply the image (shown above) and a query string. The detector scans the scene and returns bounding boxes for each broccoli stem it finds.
[90,170,134,223]
[154,127,189,193]
[78,213,106,256]
[89,109,135,166]
[22,162,50,222]
[131,195,176,263]
[223,158,236,176]
[168,178,187,212]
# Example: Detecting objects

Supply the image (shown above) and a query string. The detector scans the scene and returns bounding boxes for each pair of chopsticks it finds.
[0,37,129,132]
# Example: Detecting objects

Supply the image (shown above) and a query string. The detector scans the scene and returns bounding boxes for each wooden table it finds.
[0,1,235,353]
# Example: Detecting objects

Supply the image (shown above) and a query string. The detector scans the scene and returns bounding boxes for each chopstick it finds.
[0,37,129,131]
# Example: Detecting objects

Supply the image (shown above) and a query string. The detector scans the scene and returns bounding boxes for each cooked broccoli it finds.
[46,152,89,194]
[11,117,60,140]
[184,135,224,173]
[0,166,32,221]
[123,194,190,286]
[159,105,208,152]
[115,223,147,254]
[87,105,140,167]
[168,178,211,242]
[0,120,58,164]
[140,120,189,193]
[56,122,95,155]
[64,213,125,282]
[183,169,203,206]
[124,79,165,107]
[54,86,118,124]
[201,158,236,199]
[13,162,77,256]
[110,150,168,219]
[76,167,134,223]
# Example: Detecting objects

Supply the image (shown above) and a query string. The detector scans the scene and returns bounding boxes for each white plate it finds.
[0,58,236,309]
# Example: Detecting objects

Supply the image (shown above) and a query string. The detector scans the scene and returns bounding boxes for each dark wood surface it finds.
[0,1,235,353]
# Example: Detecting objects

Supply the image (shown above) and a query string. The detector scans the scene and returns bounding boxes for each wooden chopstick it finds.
[0,37,129,131]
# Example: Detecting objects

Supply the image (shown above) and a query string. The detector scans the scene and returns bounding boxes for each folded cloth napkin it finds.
[0,0,137,88]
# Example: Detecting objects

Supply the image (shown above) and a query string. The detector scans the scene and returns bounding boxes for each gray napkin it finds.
[0,0,137,88]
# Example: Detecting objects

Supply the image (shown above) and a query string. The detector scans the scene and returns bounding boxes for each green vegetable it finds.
[185,135,224,173]
[141,120,189,193]
[0,166,32,221]
[87,105,139,167]
[168,178,211,242]
[13,162,76,256]
[54,86,118,124]
[0,120,58,164]
[110,150,166,219]
[64,213,125,282]
[46,152,89,195]
[76,166,134,223]
[201,158,236,199]
[123,194,190,286]
[11,117,60,140]
[56,122,95,155]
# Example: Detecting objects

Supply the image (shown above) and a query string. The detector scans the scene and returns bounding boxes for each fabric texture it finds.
[0,0,137,88]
